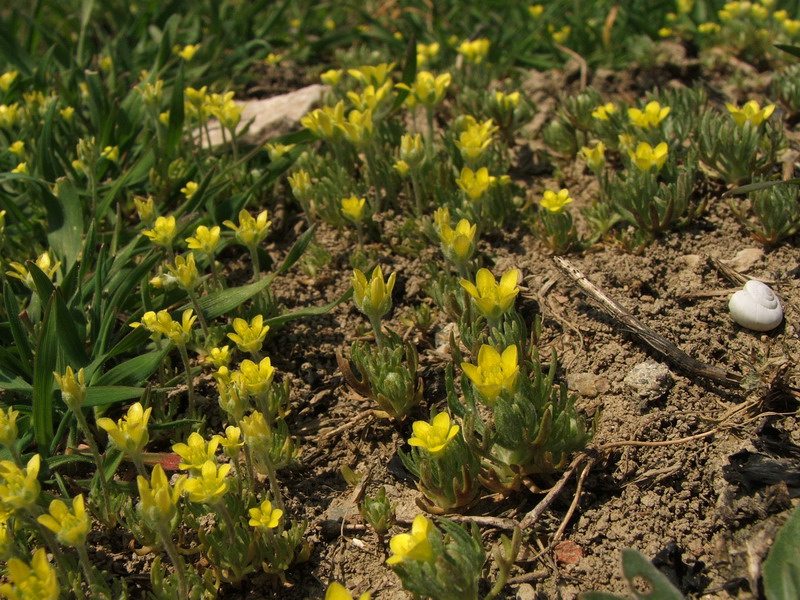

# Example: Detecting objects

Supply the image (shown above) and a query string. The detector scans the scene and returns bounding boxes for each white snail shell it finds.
[728,280,783,332]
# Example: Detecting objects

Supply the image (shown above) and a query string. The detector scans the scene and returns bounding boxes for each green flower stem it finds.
[76,544,110,600]
[247,244,261,282]
[177,343,197,417]
[368,315,386,351]
[425,106,436,150]
[410,170,425,217]
[215,501,238,546]
[155,521,189,600]
[207,251,222,291]
[130,452,149,479]
[186,289,210,338]
[260,452,285,514]
[71,406,114,526]
[243,445,258,493]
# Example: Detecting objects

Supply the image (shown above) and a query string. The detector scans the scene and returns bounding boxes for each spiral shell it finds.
[728,280,783,332]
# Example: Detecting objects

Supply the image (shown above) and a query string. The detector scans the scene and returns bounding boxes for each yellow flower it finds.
[550,25,571,44]
[206,345,232,368]
[220,426,243,458]
[0,548,59,600]
[264,142,296,161]
[347,63,395,87]
[301,101,346,141]
[10,162,28,175]
[352,266,396,321]
[223,209,272,247]
[172,432,222,474]
[457,38,491,64]
[0,406,19,448]
[37,495,90,547]
[540,188,574,213]
[227,315,270,354]
[461,344,520,402]
[339,108,374,147]
[6,252,61,290]
[101,145,119,162]
[725,100,775,127]
[134,196,156,225]
[617,133,635,153]
[628,100,670,128]
[96,402,151,456]
[628,141,669,172]
[698,22,721,34]
[137,464,186,527]
[0,103,20,128]
[386,514,435,565]
[438,217,477,263]
[248,498,283,530]
[455,119,497,163]
[264,52,282,65]
[341,195,367,222]
[142,215,177,247]
[237,357,275,396]
[181,181,198,199]
[399,133,425,167]
[580,142,606,172]
[393,160,410,176]
[8,141,25,157]
[456,166,494,201]
[592,102,617,120]
[528,4,544,18]
[59,106,75,122]
[459,268,520,321]
[175,44,201,61]
[658,27,672,37]
[240,411,271,454]
[494,90,520,111]
[408,412,459,455]
[166,253,200,290]
[288,169,312,201]
[396,71,451,108]
[0,71,18,91]
[347,83,394,112]
[184,460,231,504]
[320,69,343,86]
[0,454,41,511]
[132,309,195,346]
[326,582,371,600]
[53,366,87,409]
[185,225,221,254]
[416,42,440,67]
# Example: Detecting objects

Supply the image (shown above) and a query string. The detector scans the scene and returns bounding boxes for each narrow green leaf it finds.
[265,287,352,329]
[0,369,33,393]
[776,44,800,59]
[764,504,800,600]
[43,180,84,271]
[45,453,95,470]
[84,386,145,408]
[76,0,95,66]
[166,63,185,154]
[195,225,316,319]
[392,33,417,112]
[27,261,56,306]
[96,148,155,218]
[53,290,89,367]
[93,348,169,387]
[3,281,33,376]
[724,178,800,197]
[37,102,59,182]
[32,296,58,454]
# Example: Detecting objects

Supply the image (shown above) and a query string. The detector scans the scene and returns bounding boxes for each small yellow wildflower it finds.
[237,357,275,396]
[186,225,221,254]
[264,52,282,65]
[592,102,617,120]
[6,252,61,290]
[37,495,90,547]
[0,454,41,511]
[101,145,119,162]
[0,548,59,600]
[0,406,19,448]
[264,142,296,161]
[395,71,451,109]
[455,118,497,163]
[408,412,459,455]
[134,196,156,225]
[550,25,571,44]
[219,426,243,458]
[347,63,395,87]
[288,170,312,201]
[528,4,544,18]
[240,411,271,452]
[223,209,272,247]
[628,141,669,172]
[326,582,371,600]
[725,100,775,127]
[459,268,520,321]
[352,267,396,321]
[0,103,20,128]
[457,38,490,64]
[206,345,232,368]
[53,366,87,409]
[341,195,367,222]
[166,253,200,290]
[339,108,374,147]
[248,498,283,530]
[698,22,721,34]
[184,460,231,504]
[393,160,410,176]
[96,402,152,456]
[60,106,75,121]
[227,315,270,354]
[8,141,25,157]
[175,44,201,61]
[142,215,177,247]
[386,514,435,565]
[320,69,343,86]
[10,162,28,175]
[416,42,440,67]
[136,464,186,527]
[0,71,18,91]
[301,101,345,141]
[628,100,670,129]
[438,217,477,263]
[456,166,494,201]
[461,344,520,402]
[540,188,574,213]
[172,432,222,474]
[580,142,606,172]
[181,181,199,199]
